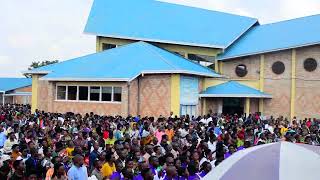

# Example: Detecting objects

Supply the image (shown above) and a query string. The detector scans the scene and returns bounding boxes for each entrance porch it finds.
[200,81,272,116]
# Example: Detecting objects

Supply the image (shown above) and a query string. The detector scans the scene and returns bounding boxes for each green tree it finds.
[28,60,59,70]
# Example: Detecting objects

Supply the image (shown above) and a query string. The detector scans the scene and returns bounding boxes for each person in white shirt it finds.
[3,132,18,154]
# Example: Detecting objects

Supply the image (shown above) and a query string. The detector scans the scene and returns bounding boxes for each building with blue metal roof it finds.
[0,78,32,105]
[23,0,320,118]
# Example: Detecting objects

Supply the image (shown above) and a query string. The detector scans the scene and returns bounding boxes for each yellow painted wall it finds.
[259,55,265,114]
[96,36,222,57]
[31,75,39,113]
[170,74,180,116]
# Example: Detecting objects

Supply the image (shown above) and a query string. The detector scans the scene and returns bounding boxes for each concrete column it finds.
[245,98,250,116]
[217,98,223,114]
[290,49,296,120]
[259,55,265,115]
[202,98,207,115]
[31,75,39,113]
[170,74,180,117]
[2,92,4,106]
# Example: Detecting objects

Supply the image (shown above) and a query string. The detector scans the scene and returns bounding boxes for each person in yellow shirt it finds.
[65,141,75,158]
[101,152,116,178]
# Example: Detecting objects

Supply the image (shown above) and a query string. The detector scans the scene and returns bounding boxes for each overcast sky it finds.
[1,0,319,77]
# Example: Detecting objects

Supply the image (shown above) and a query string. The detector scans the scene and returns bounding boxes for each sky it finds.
[0,0,319,77]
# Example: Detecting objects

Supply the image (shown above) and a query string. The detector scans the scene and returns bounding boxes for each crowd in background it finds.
[0,104,319,180]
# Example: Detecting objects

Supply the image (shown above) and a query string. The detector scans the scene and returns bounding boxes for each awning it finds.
[4,92,32,96]
[200,81,272,98]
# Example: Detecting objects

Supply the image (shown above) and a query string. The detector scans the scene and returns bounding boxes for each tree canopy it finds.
[28,60,59,70]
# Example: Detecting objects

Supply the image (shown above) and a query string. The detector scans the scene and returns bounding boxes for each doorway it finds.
[222,98,244,115]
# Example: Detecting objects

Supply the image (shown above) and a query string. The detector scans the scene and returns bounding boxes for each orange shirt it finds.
[165,129,174,142]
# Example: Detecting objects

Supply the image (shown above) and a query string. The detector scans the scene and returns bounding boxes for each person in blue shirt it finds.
[89,142,100,171]
[0,124,7,148]
[198,161,212,178]
[67,154,88,180]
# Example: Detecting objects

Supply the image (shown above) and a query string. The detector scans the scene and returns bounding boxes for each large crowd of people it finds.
[0,104,319,180]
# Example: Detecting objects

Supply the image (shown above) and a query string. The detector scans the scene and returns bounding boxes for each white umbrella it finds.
[204,142,320,180]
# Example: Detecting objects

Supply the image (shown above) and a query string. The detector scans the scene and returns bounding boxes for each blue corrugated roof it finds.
[218,15,320,60]
[84,0,257,49]
[0,78,32,92]
[26,42,220,81]
[200,81,272,98]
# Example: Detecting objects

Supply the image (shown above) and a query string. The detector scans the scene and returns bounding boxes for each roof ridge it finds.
[261,14,320,26]
[157,0,257,20]
[140,42,179,70]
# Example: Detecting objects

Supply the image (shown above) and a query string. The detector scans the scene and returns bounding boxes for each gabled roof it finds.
[84,0,257,49]
[200,81,272,98]
[0,78,32,92]
[218,14,320,60]
[25,42,220,81]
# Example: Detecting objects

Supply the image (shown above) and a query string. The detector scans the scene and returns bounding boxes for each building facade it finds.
[0,78,32,105]
[24,0,320,119]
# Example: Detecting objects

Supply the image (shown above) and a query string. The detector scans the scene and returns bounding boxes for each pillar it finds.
[259,55,265,114]
[31,75,39,113]
[217,98,223,114]
[2,92,4,106]
[170,74,180,117]
[96,36,101,52]
[202,98,207,115]
[290,49,296,120]
[245,98,250,116]
[215,59,219,73]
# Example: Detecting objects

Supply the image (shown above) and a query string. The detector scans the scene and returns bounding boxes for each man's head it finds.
[73,154,84,167]
[12,144,20,153]
[149,156,159,168]
[166,166,178,178]
[13,159,25,172]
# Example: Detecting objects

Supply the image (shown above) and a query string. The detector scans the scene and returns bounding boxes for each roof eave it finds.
[199,94,272,98]
[39,77,130,82]
[22,70,51,75]
[84,32,226,49]
[218,41,320,61]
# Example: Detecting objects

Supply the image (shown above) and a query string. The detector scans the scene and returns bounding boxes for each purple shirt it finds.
[188,174,201,180]
[198,171,207,178]
[110,171,122,180]
[133,174,144,180]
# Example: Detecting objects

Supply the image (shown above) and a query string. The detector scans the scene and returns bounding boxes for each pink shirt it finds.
[154,130,165,143]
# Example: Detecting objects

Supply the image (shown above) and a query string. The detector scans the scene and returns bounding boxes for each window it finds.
[90,87,100,101]
[56,85,122,103]
[102,43,116,51]
[102,87,112,101]
[113,87,122,102]
[57,86,66,100]
[304,58,317,72]
[67,86,77,100]
[180,105,197,117]
[235,64,248,77]
[79,86,89,101]
[272,61,285,75]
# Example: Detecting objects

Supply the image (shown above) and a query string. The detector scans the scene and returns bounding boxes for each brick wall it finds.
[37,81,129,116]
[295,45,320,118]
[139,74,171,117]
[12,86,32,104]
[128,79,138,116]
[222,55,260,80]
[206,98,222,114]
[263,50,292,118]
[250,98,259,114]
